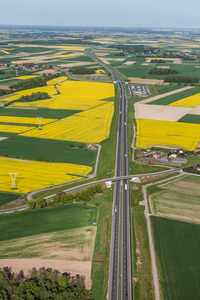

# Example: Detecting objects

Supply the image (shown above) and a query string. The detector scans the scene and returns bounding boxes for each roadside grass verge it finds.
[151,216,200,300]
[91,189,113,300]
[97,84,119,179]
[130,183,154,300]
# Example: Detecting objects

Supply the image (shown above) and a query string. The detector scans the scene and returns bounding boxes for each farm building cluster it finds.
[138,149,188,166]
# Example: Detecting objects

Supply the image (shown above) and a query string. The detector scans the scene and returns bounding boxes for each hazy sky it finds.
[1,0,200,28]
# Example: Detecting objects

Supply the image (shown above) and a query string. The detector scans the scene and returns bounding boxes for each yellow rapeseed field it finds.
[56,80,114,100]
[95,69,106,74]
[0,124,35,133]
[46,76,68,85]
[54,46,85,51]
[11,60,42,64]
[0,49,10,54]
[0,85,56,104]
[0,157,92,193]
[21,101,114,143]
[0,116,56,125]
[50,54,79,58]
[10,80,114,110]
[169,93,200,107]
[136,119,200,150]
[15,75,40,80]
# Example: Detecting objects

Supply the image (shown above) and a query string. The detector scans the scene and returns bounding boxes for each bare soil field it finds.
[0,259,92,288]
[123,61,136,65]
[157,66,170,69]
[129,77,164,85]
[60,61,96,68]
[100,59,110,65]
[189,105,200,115]
[0,85,10,90]
[106,58,125,61]
[95,52,109,56]
[138,86,194,104]
[0,93,16,100]
[142,63,149,66]
[134,103,191,121]
[35,69,58,75]
[0,226,96,289]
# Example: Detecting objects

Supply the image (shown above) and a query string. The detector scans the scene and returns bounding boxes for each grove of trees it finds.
[0,267,94,299]
[164,75,200,83]
[149,68,179,75]
[28,184,103,210]
[70,67,96,75]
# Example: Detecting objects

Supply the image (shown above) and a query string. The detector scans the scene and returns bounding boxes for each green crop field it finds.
[178,114,200,124]
[69,55,95,62]
[153,85,182,95]
[0,107,81,119]
[149,86,200,106]
[0,192,22,207]
[0,79,21,85]
[0,136,97,166]
[150,175,200,223]
[0,204,97,242]
[151,217,200,300]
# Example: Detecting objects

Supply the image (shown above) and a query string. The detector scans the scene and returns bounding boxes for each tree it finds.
[81,191,91,202]
[36,197,46,208]
[0,268,94,299]
[51,195,60,206]
[28,200,36,210]
[94,184,103,194]
[87,186,95,196]
[58,275,68,289]
[75,192,81,201]
[60,193,67,204]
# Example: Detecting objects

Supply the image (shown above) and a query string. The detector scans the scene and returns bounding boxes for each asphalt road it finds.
[87,50,132,300]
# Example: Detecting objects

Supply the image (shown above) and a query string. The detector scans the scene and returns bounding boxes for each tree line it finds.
[164,76,200,83]
[0,267,94,299]
[5,92,50,107]
[70,67,97,75]
[28,184,103,210]
[151,59,166,63]
[149,68,179,75]
[9,73,61,92]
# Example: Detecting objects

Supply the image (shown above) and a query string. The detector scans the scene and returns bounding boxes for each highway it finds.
[87,50,133,300]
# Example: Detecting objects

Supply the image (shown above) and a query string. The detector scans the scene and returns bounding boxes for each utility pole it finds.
[8,173,19,189]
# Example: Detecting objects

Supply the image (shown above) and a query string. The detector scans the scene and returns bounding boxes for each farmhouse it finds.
[168,153,177,159]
